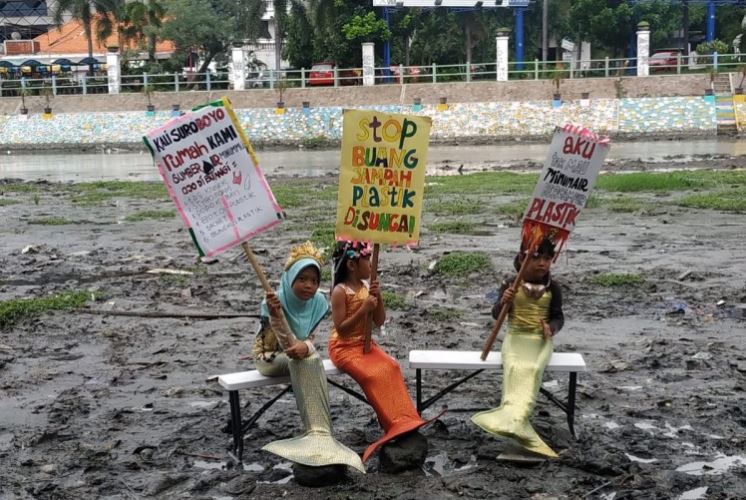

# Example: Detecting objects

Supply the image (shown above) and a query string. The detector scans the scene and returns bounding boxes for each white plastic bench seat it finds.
[409,350,587,372]
[408,349,587,438]
[217,359,342,391]
[214,358,365,464]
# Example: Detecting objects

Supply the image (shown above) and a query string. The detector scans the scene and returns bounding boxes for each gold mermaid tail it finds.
[261,352,366,472]
[471,331,558,458]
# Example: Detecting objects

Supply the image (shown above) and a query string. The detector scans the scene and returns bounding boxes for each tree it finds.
[121,0,167,62]
[159,0,239,74]
[284,0,314,69]
[52,0,114,64]
[342,11,390,45]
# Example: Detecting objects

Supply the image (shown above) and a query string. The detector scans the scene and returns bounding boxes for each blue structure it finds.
[378,1,534,74]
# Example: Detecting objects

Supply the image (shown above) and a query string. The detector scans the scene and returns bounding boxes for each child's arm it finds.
[331,284,378,335]
[369,279,386,327]
[491,279,513,319]
[546,281,564,335]
[266,291,300,350]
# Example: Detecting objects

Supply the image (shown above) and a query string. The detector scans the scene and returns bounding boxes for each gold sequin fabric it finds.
[471,287,558,458]
[261,352,365,472]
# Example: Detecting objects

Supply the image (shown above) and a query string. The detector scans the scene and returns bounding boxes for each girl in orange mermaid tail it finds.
[328,241,427,463]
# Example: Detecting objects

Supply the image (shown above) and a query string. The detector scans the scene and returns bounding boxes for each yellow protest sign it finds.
[335,109,431,245]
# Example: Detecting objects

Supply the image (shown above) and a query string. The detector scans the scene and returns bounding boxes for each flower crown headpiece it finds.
[284,241,325,270]
[340,240,373,260]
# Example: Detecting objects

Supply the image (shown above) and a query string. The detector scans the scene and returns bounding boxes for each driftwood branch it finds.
[79,308,260,320]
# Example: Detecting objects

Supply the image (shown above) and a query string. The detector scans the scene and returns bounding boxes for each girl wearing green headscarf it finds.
[252,242,365,473]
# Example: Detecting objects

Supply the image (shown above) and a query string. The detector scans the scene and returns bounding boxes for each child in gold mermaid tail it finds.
[471,238,565,458]
[328,241,427,463]
[252,242,364,472]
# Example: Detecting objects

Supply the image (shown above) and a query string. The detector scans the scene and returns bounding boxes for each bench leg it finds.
[567,372,577,439]
[228,390,244,463]
[416,369,422,413]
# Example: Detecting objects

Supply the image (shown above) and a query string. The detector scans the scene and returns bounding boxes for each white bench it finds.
[213,359,368,463]
[409,350,587,437]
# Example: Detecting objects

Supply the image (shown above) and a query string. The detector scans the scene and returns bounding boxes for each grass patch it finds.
[309,223,337,260]
[0,199,19,206]
[68,181,168,205]
[597,170,746,193]
[591,273,645,287]
[27,217,71,225]
[428,307,462,321]
[382,290,407,310]
[274,181,337,209]
[0,182,42,193]
[494,198,528,218]
[676,190,746,212]
[0,291,91,329]
[320,267,332,284]
[428,199,484,216]
[434,251,492,277]
[125,210,175,222]
[427,172,536,196]
[587,195,648,213]
[429,221,477,234]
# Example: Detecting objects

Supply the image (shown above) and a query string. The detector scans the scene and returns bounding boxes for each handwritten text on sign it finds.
[145,99,282,257]
[335,109,431,245]
[523,128,609,232]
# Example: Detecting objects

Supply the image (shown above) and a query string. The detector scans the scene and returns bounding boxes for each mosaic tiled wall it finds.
[0,97,717,147]
[617,97,716,134]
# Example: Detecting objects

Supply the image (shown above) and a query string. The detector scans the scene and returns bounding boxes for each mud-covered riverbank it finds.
[1,168,745,499]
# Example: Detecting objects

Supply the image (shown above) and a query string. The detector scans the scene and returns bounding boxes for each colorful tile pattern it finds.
[0,97,717,147]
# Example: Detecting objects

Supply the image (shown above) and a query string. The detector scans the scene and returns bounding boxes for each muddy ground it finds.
[0,161,745,500]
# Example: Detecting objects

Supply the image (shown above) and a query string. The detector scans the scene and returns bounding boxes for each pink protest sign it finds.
[144,98,282,257]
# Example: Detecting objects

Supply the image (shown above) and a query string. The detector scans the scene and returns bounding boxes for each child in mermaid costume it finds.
[328,241,429,463]
[472,238,565,458]
[252,242,365,472]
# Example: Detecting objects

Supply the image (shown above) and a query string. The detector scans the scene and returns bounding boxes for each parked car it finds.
[308,61,361,86]
[649,50,681,73]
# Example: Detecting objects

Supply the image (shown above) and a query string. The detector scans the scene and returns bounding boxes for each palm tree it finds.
[52,0,97,63]
[122,0,167,62]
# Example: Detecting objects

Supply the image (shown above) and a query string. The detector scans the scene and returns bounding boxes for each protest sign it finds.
[144,98,282,258]
[520,123,610,253]
[335,109,431,246]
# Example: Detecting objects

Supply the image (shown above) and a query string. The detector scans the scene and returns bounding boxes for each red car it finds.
[649,50,681,73]
[308,62,361,86]
[309,62,335,85]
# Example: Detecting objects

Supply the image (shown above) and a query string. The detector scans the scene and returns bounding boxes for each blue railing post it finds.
[52,75,57,95]
[82,75,87,95]
[206,72,211,91]
[174,73,179,92]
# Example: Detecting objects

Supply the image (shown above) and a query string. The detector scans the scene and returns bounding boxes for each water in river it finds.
[1,138,744,182]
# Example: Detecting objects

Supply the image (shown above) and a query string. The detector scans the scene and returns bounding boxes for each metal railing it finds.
[0,53,741,97]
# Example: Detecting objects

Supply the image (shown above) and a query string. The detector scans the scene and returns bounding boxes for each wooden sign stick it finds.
[240,241,299,350]
[241,241,273,293]
[363,243,380,354]
[480,245,536,361]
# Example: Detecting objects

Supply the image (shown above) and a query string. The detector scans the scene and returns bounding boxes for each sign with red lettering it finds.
[144,97,282,257]
[521,124,610,251]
